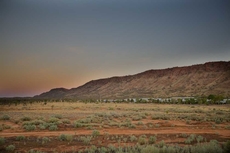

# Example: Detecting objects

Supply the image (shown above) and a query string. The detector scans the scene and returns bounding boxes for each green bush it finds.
[1,124,11,129]
[48,117,59,123]
[58,134,72,142]
[53,114,62,119]
[138,137,147,145]
[142,145,159,153]
[80,136,92,145]
[21,116,31,121]
[148,136,157,144]
[98,147,107,153]
[157,140,165,148]
[5,144,15,151]
[65,134,73,142]
[24,124,36,131]
[62,119,71,124]
[38,124,46,130]
[16,135,25,141]
[59,134,67,141]
[1,114,10,120]
[224,140,230,153]
[196,135,204,143]
[32,120,45,125]
[73,121,82,128]
[130,135,137,142]
[0,137,5,145]
[92,130,100,137]
[28,149,46,153]
[215,118,222,124]
[42,137,50,144]
[49,125,58,131]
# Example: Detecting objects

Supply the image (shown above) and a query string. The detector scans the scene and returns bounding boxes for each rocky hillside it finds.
[35,61,230,99]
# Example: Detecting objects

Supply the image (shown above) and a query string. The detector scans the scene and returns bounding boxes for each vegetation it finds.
[92,130,100,137]
[0,100,229,152]
[58,134,73,142]
[1,114,10,120]
[148,135,157,144]
[49,124,58,131]
[0,137,5,145]
[5,144,15,151]
[16,135,25,141]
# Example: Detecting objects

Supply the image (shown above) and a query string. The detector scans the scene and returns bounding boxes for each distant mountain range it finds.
[35,61,230,99]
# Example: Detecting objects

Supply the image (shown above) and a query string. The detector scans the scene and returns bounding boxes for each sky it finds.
[0,0,230,97]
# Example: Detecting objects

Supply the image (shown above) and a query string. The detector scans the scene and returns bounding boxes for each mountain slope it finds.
[35,61,230,99]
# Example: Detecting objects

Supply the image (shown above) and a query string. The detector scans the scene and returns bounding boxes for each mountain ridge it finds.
[35,61,230,99]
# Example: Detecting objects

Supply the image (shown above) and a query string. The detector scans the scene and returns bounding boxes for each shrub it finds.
[49,125,58,131]
[99,147,107,153]
[190,141,223,153]
[66,134,73,142]
[32,120,45,125]
[130,135,137,142]
[42,137,50,144]
[138,137,147,145]
[1,114,10,120]
[185,134,196,144]
[21,116,31,121]
[224,140,230,153]
[59,134,67,141]
[215,118,222,124]
[80,136,92,145]
[48,117,59,123]
[0,137,5,145]
[24,124,36,131]
[38,124,46,130]
[74,122,82,128]
[16,135,25,141]
[149,136,157,144]
[62,119,71,124]
[2,124,11,129]
[107,144,116,152]
[196,135,204,143]
[5,144,15,151]
[53,114,62,119]
[142,145,159,153]
[58,134,73,142]
[180,133,188,138]
[137,121,143,125]
[129,124,136,128]
[28,149,46,153]
[158,140,165,148]
[92,130,100,137]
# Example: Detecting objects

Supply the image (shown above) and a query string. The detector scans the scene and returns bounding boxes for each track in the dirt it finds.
[1,128,230,139]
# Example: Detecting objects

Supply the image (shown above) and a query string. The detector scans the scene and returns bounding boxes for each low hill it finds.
[35,61,230,99]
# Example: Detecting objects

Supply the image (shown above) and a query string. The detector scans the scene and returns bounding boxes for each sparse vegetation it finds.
[148,135,157,144]
[92,130,100,137]
[1,114,10,120]
[49,124,58,131]
[5,144,15,151]
[0,137,5,145]
[0,101,229,152]
[16,135,25,141]
[24,124,36,131]
[42,137,50,144]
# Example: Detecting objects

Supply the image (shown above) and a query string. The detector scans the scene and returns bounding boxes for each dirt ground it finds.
[0,102,230,152]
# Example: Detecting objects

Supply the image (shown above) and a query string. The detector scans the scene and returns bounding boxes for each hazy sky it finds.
[1,0,230,97]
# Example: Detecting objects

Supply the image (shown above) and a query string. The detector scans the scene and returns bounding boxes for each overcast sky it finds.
[1,0,230,97]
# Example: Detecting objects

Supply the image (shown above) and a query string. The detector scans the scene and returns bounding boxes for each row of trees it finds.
[0,94,229,105]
